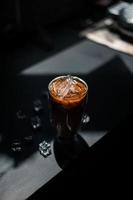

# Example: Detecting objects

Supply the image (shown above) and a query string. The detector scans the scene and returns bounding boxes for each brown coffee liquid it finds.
[49,76,88,138]
[49,76,88,108]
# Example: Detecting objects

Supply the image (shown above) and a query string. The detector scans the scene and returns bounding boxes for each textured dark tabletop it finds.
[0,39,133,199]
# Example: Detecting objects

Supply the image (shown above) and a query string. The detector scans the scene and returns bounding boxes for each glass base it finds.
[53,134,89,169]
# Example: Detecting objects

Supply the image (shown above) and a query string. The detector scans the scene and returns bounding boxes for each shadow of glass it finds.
[53,134,89,169]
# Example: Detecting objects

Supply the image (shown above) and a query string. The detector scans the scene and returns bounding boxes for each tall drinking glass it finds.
[48,75,88,168]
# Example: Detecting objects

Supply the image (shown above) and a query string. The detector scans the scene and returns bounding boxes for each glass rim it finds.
[48,75,88,95]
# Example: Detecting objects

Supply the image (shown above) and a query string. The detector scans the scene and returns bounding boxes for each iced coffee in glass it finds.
[48,75,88,167]
[48,75,88,139]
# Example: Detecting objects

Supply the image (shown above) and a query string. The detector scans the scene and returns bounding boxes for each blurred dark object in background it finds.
[108,1,133,38]
[0,0,88,34]
[0,0,125,50]
[92,0,113,7]
[0,0,89,50]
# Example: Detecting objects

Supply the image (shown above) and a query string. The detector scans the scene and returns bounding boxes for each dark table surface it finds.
[0,38,133,199]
